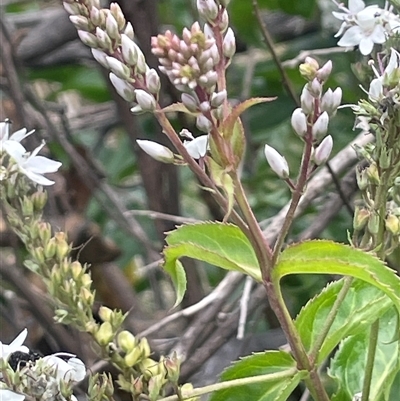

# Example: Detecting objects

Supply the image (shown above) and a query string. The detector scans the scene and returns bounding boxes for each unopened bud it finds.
[38,222,52,245]
[69,15,90,30]
[299,57,319,81]
[105,12,120,40]
[308,78,322,97]
[366,163,380,184]
[291,108,308,137]
[148,374,164,400]
[182,93,199,112]
[146,69,161,95]
[70,261,83,280]
[109,73,136,102]
[121,34,139,66]
[80,287,94,304]
[316,60,332,81]
[110,2,125,30]
[124,22,135,40]
[164,352,180,383]
[353,207,370,231]
[106,57,131,80]
[223,28,236,58]
[312,111,329,141]
[31,190,48,212]
[130,104,144,115]
[264,144,289,179]
[95,321,114,346]
[321,88,342,116]
[385,214,400,235]
[367,212,380,235]
[356,167,369,190]
[90,6,104,26]
[211,90,227,108]
[300,86,314,115]
[139,337,151,358]
[95,27,112,51]
[55,232,70,259]
[124,347,142,367]
[63,2,81,15]
[196,115,213,132]
[117,330,136,352]
[44,237,57,259]
[313,135,333,165]
[98,306,113,322]
[136,140,174,163]
[197,0,219,23]
[91,49,109,69]
[139,358,159,378]
[135,90,157,112]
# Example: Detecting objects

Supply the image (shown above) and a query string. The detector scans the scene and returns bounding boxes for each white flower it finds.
[0,121,34,152]
[264,144,290,179]
[184,135,208,159]
[0,389,25,401]
[4,141,61,186]
[42,353,86,383]
[0,329,29,362]
[368,48,400,101]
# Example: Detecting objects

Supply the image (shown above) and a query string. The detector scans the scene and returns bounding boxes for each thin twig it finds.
[237,276,253,340]
[125,209,200,225]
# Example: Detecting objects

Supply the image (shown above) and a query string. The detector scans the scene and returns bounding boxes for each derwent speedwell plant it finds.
[1,0,400,400]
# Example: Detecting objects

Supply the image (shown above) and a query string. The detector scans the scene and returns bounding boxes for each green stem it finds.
[309,277,354,364]
[361,320,380,401]
[158,368,299,401]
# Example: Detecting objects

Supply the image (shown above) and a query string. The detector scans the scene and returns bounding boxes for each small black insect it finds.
[8,350,41,371]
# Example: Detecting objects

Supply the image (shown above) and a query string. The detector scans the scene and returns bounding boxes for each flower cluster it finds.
[332,0,400,55]
[0,121,61,186]
[264,57,341,180]
[0,329,86,401]
[64,0,161,113]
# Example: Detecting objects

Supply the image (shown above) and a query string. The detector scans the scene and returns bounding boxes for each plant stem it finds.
[361,320,380,401]
[157,368,299,401]
[309,276,354,364]
[154,109,249,234]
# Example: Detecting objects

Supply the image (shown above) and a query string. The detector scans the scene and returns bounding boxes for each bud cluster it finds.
[264,58,340,180]
[351,48,400,253]
[64,0,160,111]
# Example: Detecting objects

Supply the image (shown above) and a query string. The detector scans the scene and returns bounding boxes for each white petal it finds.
[359,37,374,55]
[24,156,62,174]
[2,141,26,162]
[0,122,10,141]
[9,329,28,351]
[369,78,383,100]
[21,169,54,186]
[337,26,363,47]
[349,0,365,13]
[184,135,208,158]
[370,24,386,44]
[385,48,400,75]
[9,128,34,142]
[67,357,86,381]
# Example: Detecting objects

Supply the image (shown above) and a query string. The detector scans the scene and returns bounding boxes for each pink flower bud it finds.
[197,0,219,23]
[313,135,333,165]
[90,6,104,26]
[109,73,136,102]
[135,51,148,75]
[291,108,308,137]
[308,78,322,97]
[223,27,236,58]
[321,87,342,116]
[264,144,289,179]
[196,115,213,132]
[210,90,227,108]
[316,60,332,82]
[95,27,112,51]
[135,90,157,112]
[312,111,329,141]
[136,140,174,163]
[182,93,199,112]
[110,2,125,30]
[106,56,131,80]
[64,2,80,15]
[146,69,161,94]
[300,86,314,115]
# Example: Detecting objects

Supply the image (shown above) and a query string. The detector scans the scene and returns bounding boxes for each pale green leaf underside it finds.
[275,241,400,315]
[209,351,304,401]
[163,222,259,306]
[329,307,400,401]
[295,279,394,364]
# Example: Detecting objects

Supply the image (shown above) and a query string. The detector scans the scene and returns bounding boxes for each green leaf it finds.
[163,222,260,306]
[295,279,394,364]
[209,351,304,401]
[329,307,400,401]
[274,241,400,315]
